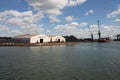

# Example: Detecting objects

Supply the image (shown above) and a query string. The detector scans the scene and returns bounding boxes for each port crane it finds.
[88,25,93,41]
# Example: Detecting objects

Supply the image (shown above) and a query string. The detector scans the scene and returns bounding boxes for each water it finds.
[0,42,120,80]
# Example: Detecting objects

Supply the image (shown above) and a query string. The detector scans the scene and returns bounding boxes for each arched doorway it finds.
[40,39,43,43]
[58,39,60,42]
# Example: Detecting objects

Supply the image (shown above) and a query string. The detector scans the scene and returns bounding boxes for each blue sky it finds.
[0,0,120,38]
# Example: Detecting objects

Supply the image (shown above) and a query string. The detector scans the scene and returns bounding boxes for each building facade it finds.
[14,34,50,43]
[49,35,66,42]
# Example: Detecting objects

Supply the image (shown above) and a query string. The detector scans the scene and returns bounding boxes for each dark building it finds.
[0,37,12,43]
[0,37,22,43]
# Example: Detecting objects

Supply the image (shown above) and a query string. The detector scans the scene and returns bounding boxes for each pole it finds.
[91,33,93,41]
[88,25,93,41]
[97,20,101,40]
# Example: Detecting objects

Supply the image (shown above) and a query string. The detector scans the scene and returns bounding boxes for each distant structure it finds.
[88,25,93,41]
[14,34,50,43]
[64,35,83,42]
[115,34,120,41]
[97,20,101,40]
[0,37,12,43]
[13,34,66,43]
[48,35,66,43]
[117,34,120,40]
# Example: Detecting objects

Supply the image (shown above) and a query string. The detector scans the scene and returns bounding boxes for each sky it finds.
[0,0,120,39]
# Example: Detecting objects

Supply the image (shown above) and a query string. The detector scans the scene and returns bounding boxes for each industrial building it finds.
[49,35,66,43]
[14,34,50,43]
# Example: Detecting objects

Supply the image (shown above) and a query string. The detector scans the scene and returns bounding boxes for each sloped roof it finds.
[48,35,57,37]
[14,34,38,38]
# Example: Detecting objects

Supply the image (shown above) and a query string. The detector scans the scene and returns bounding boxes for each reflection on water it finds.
[0,42,120,80]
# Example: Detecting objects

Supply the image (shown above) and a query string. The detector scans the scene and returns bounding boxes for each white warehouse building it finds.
[49,35,66,42]
[14,34,50,43]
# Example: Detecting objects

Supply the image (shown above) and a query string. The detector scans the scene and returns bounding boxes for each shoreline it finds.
[0,42,89,47]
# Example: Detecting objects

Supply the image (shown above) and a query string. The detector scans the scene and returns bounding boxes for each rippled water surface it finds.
[0,42,120,80]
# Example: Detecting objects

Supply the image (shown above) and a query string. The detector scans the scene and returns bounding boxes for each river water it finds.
[0,42,120,80]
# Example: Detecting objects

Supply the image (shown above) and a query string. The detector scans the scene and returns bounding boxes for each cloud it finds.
[26,0,67,22]
[0,25,9,31]
[114,19,120,22]
[26,0,67,11]
[0,10,44,35]
[101,25,120,38]
[26,0,87,22]
[0,0,87,36]
[85,10,94,16]
[70,22,79,27]
[79,22,88,27]
[54,22,89,38]
[89,25,120,38]
[106,5,120,23]
[6,17,25,26]
[106,6,120,18]
[0,10,44,24]
[0,25,10,37]
[10,30,23,36]
[65,16,75,22]
[0,25,24,37]
[54,23,82,37]
[46,9,62,22]
[54,22,120,38]
[21,24,43,34]
[26,0,87,10]
[67,0,87,6]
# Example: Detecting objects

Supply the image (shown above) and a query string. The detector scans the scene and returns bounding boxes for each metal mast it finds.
[97,20,101,40]
[88,25,93,41]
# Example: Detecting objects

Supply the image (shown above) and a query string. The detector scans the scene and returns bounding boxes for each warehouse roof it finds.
[14,34,37,38]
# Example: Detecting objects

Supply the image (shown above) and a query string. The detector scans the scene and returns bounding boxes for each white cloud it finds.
[54,22,120,38]
[26,0,86,10]
[114,19,120,22]
[10,30,23,36]
[89,25,120,38]
[106,5,120,23]
[46,9,62,22]
[0,25,10,37]
[54,22,89,38]
[0,25,9,31]
[107,7,120,18]
[26,0,87,22]
[21,24,43,34]
[0,10,44,35]
[6,17,25,26]
[70,22,79,27]
[65,16,75,22]
[101,25,120,38]
[55,24,80,37]
[34,11,44,23]
[0,0,87,36]
[26,0,67,11]
[85,10,94,16]
[79,22,88,27]
[0,10,44,25]
[26,0,67,22]
[46,30,51,34]
[67,0,87,6]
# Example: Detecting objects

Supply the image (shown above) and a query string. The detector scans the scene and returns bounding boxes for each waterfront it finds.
[0,42,120,80]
